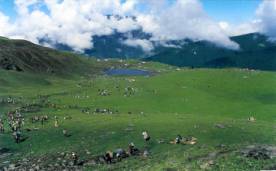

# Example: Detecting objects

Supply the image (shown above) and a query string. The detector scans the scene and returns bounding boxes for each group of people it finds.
[68,131,198,166]
[0,109,200,168]
[103,142,142,164]
[170,135,198,145]
[0,107,198,166]
[6,110,25,143]
[0,97,17,104]
[104,131,150,163]
[124,87,136,97]
[98,89,111,96]
[31,115,49,125]
[65,131,151,166]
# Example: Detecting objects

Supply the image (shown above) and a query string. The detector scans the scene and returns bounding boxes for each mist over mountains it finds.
[43,28,276,71]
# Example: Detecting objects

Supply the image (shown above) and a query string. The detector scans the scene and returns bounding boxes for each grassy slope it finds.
[0,63,275,170]
[0,38,112,75]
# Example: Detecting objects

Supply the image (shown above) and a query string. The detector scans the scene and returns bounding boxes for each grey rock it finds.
[9,164,15,170]
[215,123,225,129]
[241,145,276,160]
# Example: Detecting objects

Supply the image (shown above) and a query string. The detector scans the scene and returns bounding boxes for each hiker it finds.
[8,111,14,121]
[115,148,128,160]
[71,152,78,165]
[175,135,182,144]
[15,110,22,118]
[12,131,21,143]
[124,87,135,96]
[21,118,25,127]
[41,117,44,125]
[104,151,114,164]
[54,116,59,127]
[31,116,38,123]
[142,131,150,141]
[16,119,22,130]
[8,120,12,130]
[128,142,140,156]
[248,116,256,122]
[0,119,4,133]
[170,135,183,144]
[11,121,19,132]
[40,115,48,125]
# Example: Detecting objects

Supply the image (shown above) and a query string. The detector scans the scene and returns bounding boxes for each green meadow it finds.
[0,62,275,170]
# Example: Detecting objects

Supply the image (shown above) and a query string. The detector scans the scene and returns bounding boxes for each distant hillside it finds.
[47,31,276,71]
[7,32,276,73]
[145,33,276,71]
[0,37,103,75]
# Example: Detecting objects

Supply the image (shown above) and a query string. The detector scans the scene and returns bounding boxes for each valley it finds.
[0,60,275,170]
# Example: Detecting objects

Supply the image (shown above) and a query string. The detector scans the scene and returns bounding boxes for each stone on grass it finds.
[241,145,276,160]
[214,124,225,129]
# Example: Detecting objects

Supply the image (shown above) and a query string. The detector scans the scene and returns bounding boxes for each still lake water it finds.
[105,69,151,76]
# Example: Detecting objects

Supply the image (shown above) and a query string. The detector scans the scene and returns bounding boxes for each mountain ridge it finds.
[145,33,276,71]
[1,32,276,73]
[0,37,102,75]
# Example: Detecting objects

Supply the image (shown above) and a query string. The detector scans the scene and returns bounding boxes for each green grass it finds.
[0,64,275,170]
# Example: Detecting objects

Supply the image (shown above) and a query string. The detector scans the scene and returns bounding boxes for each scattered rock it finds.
[84,159,97,166]
[0,153,12,159]
[183,137,197,145]
[157,139,165,144]
[241,145,276,160]
[143,150,150,157]
[125,127,134,131]
[2,161,10,164]
[214,123,225,129]
[199,160,214,170]
[34,165,40,170]
[22,158,28,162]
[85,150,91,155]
[9,164,16,170]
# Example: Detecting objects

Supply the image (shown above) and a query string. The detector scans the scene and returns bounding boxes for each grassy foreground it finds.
[0,62,275,170]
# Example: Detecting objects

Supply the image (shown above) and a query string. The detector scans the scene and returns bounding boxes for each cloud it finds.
[144,0,239,49]
[0,12,13,36]
[256,0,276,41]
[219,21,260,37]
[122,38,154,52]
[14,0,40,15]
[0,0,240,52]
[107,16,140,33]
[219,0,276,41]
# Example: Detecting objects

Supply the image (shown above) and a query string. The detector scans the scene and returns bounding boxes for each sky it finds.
[201,0,261,24]
[0,0,262,24]
[0,0,275,52]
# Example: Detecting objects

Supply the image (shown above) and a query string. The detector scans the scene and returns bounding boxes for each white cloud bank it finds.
[256,0,276,41]
[137,0,239,50]
[0,12,13,36]
[218,21,260,37]
[218,0,276,40]
[122,38,154,52]
[5,0,276,52]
